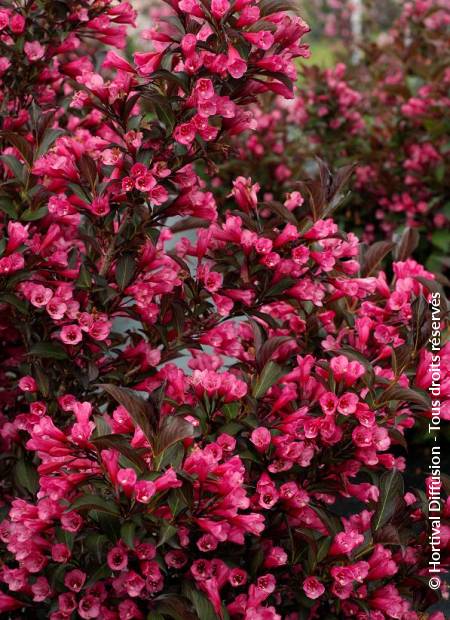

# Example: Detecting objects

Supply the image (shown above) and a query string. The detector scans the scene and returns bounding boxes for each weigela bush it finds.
[0,1,448,619]
[220,0,450,274]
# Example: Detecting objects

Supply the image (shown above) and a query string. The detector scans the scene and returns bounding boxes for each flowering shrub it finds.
[220,0,450,274]
[0,1,449,619]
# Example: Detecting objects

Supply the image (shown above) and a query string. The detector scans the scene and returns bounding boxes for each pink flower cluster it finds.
[218,0,449,271]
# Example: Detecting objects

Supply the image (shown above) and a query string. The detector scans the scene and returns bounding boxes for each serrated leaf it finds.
[155,595,196,620]
[264,277,297,298]
[0,196,18,218]
[415,276,449,312]
[260,200,297,224]
[259,0,297,16]
[76,264,92,289]
[372,469,404,531]
[0,131,33,164]
[308,504,342,536]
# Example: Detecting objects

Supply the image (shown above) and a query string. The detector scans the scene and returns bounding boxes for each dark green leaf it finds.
[252,361,284,398]
[120,521,136,549]
[0,293,28,315]
[115,255,136,291]
[76,264,92,290]
[381,386,431,411]
[69,494,120,516]
[13,459,38,494]
[0,155,26,183]
[372,469,404,531]
[36,129,64,159]
[157,521,177,547]
[21,206,48,221]
[182,583,217,620]
[29,342,69,360]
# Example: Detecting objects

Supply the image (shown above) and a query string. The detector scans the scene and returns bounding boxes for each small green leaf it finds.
[76,264,92,289]
[0,155,26,183]
[431,230,450,253]
[21,206,48,221]
[120,522,136,549]
[0,196,18,218]
[157,521,177,547]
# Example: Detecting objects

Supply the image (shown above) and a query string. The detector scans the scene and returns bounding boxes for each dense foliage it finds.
[0,1,448,619]
[221,0,450,273]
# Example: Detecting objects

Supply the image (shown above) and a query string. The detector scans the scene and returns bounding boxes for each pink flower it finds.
[174,122,196,145]
[0,10,9,30]
[227,46,247,79]
[18,375,37,392]
[0,57,11,76]
[251,427,272,452]
[302,576,325,599]
[107,546,128,571]
[24,41,45,61]
[10,14,25,33]
[134,480,157,503]
[88,196,110,217]
[31,577,51,602]
[51,543,71,563]
[78,595,101,619]
[133,51,162,75]
[60,324,83,345]
[64,569,87,592]
[117,468,138,496]
[211,0,230,19]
